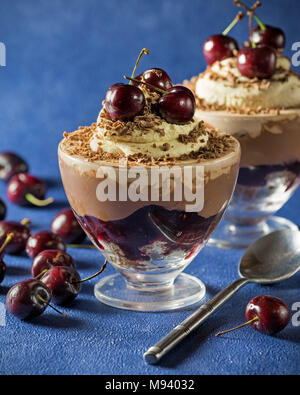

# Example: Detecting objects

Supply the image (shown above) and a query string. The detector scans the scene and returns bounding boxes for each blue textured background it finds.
[0,0,299,375]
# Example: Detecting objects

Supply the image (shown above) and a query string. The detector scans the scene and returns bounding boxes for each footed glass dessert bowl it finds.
[185,46,300,249]
[58,125,240,311]
[196,109,300,249]
[58,54,240,310]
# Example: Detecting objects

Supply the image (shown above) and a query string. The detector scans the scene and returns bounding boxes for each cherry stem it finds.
[25,193,54,207]
[0,233,14,255]
[73,259,107,284]
[129,48,150,85]
[20,218,31,227]
[67,243,97,249]
[215,316,259,337]
[222,11,245,36]
[124,75,169,95]
[234,0,266,31]
[34,268,49,280]
[36,294,69,317]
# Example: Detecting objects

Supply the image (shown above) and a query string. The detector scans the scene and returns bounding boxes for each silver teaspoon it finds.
[144,229,300,365]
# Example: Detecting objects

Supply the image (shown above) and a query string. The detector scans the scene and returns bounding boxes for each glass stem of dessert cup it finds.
[58,135,240,311]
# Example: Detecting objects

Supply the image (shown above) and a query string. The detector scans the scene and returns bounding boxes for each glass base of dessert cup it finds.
[94,272,206,311]
[207,215,298,250]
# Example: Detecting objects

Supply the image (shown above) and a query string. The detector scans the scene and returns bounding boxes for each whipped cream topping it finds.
[195,55,300,110]
[90,112,209,160]
[89,88,210,160]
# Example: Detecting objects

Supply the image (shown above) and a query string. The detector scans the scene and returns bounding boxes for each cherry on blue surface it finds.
[26,230,66,258]
[31,249,75,279]
[51,208,86,244]
[6,173,53,207]
[0,220,31,255]
[105,83,145,121]
[0,152,29,182]
[41,266,81,306]
[246,295,290,335]
[6,279,51,320]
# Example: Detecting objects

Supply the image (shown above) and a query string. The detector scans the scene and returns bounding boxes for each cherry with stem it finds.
[6,279,68,320]
[215,295,290,337]
[202,11,244,65]
[104,48,150,121]
[7,173,54,207]
[40,260,108,305]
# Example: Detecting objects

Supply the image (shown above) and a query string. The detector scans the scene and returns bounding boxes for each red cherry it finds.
[251,25,286,50]
[158,86,195,124]
[135,68,173,92]
[26,231,66,258]
[105,83,145,121]
[6,173,53,207]
[40,266,82,306]
[31,250,75,279]
[51,208,85,244]
[203,34,239,65]
[237,46,277,79]
[0,221,31,255]
[6,279,51,320]
[245,295,290,335]
[0,152,29,182]
[216,295,290,337]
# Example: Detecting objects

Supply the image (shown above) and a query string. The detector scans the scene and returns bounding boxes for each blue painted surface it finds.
[0,0,299,375]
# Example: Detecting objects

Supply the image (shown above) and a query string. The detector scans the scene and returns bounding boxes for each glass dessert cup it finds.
[196,109,300,249]
[58,141,240,311]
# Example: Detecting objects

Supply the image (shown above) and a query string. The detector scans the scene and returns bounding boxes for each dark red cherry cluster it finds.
[0,152,53,207]
[104,49,195,125]
[1,205,107,320]
[203,1,286,79]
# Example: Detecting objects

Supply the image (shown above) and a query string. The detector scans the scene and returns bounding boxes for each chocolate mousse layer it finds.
[59,125,240,222]
[59,128,240,269]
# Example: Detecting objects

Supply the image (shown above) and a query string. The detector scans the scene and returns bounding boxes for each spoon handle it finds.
[144,277,249,365]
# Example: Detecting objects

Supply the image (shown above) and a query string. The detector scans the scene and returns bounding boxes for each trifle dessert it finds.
[184,1,300,249]
[58,50,240,310]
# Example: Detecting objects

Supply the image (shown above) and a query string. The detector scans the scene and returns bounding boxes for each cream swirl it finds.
[90,115,209,159]
[195,55,300,109]
[89,87,211,160]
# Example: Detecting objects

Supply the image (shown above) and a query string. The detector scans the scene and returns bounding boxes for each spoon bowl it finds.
[239,229,300,283]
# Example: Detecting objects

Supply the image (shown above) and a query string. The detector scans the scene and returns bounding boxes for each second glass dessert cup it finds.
[58,142,240,311]
[196,109,300,249]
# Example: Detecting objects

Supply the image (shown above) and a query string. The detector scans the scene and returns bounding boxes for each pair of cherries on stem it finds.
[203,1,285,79]
[6,251,107,320]
[104,49,195,124]
[236,1,280,79]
